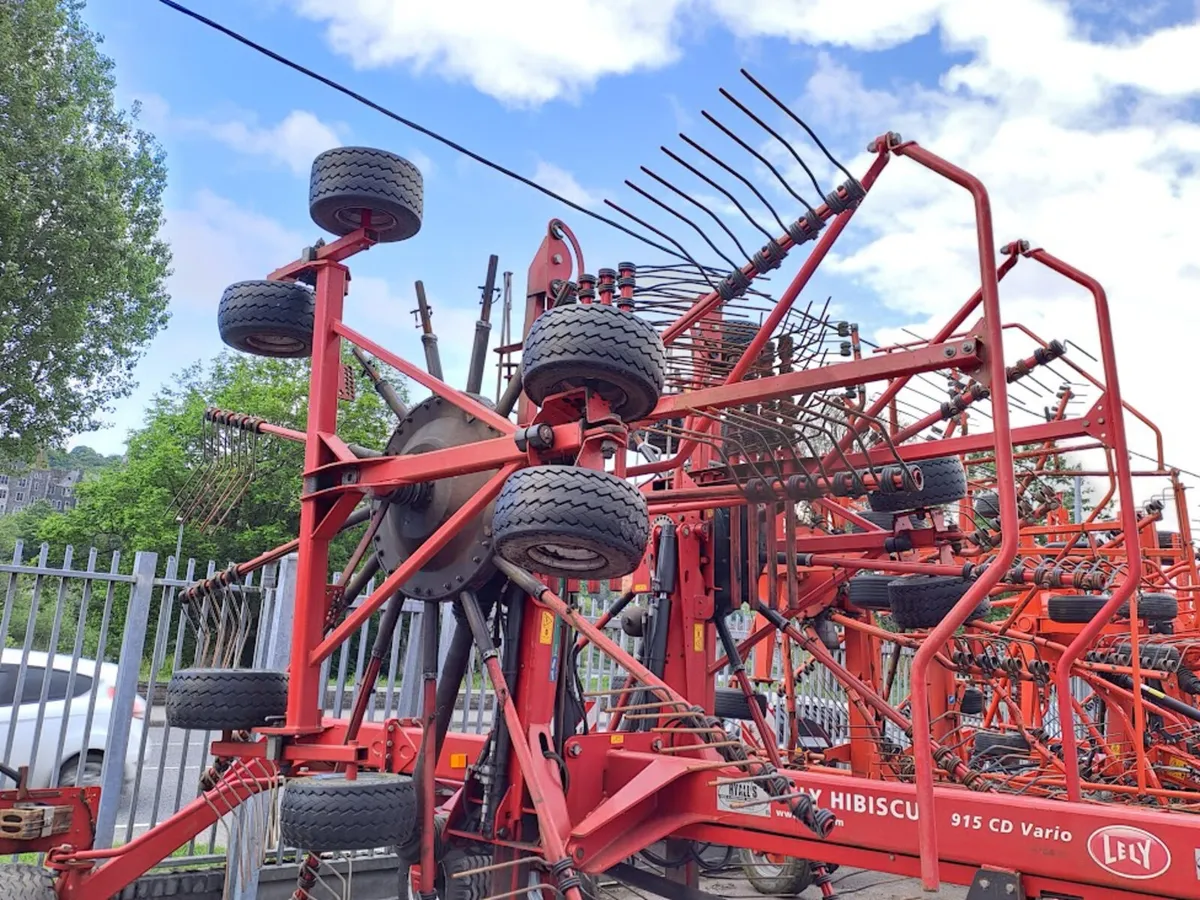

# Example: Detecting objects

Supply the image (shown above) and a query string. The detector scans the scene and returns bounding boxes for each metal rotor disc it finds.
[373,395,504,600]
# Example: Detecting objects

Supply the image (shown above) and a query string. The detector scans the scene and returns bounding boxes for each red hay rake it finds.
[7,64,1200,900]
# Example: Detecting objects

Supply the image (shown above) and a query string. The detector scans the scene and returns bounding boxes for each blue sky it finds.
[78,0,1200,498]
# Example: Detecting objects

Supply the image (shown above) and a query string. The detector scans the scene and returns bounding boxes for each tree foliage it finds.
[0,0,171,463]
[37,351,406,572]
[46,445,122,475]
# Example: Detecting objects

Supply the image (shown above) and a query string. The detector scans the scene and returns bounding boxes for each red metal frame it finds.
[21,131,1200,900]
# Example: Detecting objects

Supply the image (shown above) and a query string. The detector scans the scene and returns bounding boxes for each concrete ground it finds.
[594,868,968,900]
[595,868,969,897]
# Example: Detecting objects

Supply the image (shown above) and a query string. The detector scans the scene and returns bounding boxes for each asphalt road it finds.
[109,722,218,844]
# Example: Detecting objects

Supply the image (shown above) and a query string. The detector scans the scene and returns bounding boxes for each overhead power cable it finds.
[155,0,685,262]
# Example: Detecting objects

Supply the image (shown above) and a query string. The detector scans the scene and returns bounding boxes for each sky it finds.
[77,0,1200,512]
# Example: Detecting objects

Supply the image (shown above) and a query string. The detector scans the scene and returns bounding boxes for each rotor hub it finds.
[372,395,504,600]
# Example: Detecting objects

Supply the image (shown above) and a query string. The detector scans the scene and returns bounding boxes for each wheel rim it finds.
[745,850,786,877]
[246,333,306,353]
[79,761,103,787]
[527,542,606,573]
[335,206,398,233]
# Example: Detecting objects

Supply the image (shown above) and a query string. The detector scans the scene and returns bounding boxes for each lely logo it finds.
[1087,826,1171,879]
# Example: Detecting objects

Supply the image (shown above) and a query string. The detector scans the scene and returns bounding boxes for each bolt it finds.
[552,253,564,265]
[575,847,585,861]
[979,879,990,890]
[1098,417,1105,424]
[568,742,582,757]
[962,340,976,353]
[943,347,956,358]
[1005,883,1016,894]
[601,440,618,459]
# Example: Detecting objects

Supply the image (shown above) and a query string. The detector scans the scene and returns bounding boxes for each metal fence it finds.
[1,540,927,882]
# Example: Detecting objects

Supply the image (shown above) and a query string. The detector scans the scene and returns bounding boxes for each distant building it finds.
[0,468,82,516]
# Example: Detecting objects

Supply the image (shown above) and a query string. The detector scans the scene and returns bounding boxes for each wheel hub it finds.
[372,395,504,600]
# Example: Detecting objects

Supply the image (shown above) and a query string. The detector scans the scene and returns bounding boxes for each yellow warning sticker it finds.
[693,623,705,652]
[539,610,555,644]
[610,733,625,745]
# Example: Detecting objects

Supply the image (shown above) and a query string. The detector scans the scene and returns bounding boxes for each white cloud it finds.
[406,148,435,179]
[137,94,346,176]
[162,190,308,309]
[203,110,345,176]
[288,0,691,106]
[761,4,1200,491]
[532,160,599,208]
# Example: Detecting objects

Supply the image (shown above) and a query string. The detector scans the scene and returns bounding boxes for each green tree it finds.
[0,0,171,464]
[46,445,122,475]
[0,500,57,559]
[39,351,405,571]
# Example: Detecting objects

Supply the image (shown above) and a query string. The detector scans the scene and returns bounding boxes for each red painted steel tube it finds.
[288,262,349,730]
[334,320,515,434]
[1030,247,1148,801]
[310,462,520,664]
[641,339,980,425]
[629,154,891,477]
[1004,320,1166,467]
[60,760,273,899]
[826,252,1019,462]
[259,421,308,443]
[890,139,1020,891]
[494,559,694,710]
[457,592,583,900]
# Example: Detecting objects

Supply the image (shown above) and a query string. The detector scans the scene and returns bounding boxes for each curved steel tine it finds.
[815,394,918,487]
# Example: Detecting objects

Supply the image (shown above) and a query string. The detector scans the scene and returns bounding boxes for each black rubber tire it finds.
[217,280,315,358]
[493,466,649,579]
[58,751,103,789]
[846,574,894,610]
[1046,594,1110,623]
[973,491,1001,522]
[437,848,491,900]
[960,687,984,716]
[867,456,966,513]
[309,146,423,242]
[165,669,288,731]
[847,509,931,535]
[281,774,416,851]
[973,730,1029,758]
[521,303,666,421]
[738,849,813,896]
[0,865,55,899]
[714,686,768,721]
[847,509,896,531]
[1119,592,1179,621]
[1178,668,1200,694]
[886,575,988,630]
[1046,594,1176,623]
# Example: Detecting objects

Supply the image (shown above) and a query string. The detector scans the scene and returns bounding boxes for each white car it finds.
[0,649,144,789]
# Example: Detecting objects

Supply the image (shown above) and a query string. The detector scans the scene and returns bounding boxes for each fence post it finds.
[228,553,297,900]
[94,550,157,850]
